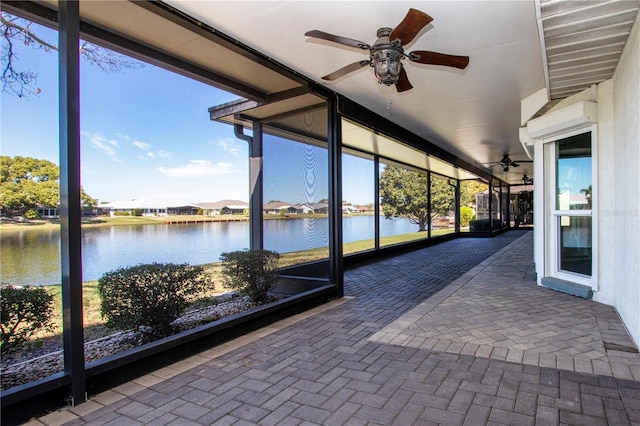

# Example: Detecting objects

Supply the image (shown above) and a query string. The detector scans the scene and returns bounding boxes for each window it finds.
[554,133,593,277]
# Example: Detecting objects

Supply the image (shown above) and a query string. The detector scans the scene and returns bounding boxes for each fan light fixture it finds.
[372,28,403,86]
[304,9,470,93]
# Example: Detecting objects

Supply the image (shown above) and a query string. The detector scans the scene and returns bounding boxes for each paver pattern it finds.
[31,231,640,426]
[370,233,639,379]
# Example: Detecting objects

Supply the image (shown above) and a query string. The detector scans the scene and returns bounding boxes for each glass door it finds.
[553,132,593,279]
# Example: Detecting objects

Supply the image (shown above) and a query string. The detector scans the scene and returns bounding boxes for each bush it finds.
[220,249,280,304]
[460,206,474,227]
[469,218,503,231]
[23,208,41,219]
[1,285,55,354]
[98,262,208,338]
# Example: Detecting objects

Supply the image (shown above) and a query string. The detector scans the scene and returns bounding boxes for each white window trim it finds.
[543,124,598,290]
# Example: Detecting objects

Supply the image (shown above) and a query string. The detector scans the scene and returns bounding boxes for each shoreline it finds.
[0,213,362,231]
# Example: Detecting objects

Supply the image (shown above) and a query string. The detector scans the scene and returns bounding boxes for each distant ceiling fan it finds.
[304,8,469,92]
[486,154,532,172]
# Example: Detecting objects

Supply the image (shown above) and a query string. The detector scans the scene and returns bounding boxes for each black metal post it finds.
[234,123,263,250]
[328,98,343,297]
[374,156,380,249]
[488,180,493,233]
[506,183,511,228]
[250,123,263,250]
[427,171,432,238]
[58,0,86,405]
[453,179,461,233]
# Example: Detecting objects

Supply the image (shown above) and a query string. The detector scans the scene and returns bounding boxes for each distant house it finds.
[263,201,294,215]
[98,197,200,216]
[309,202,329,214]
[342,205,359,214]
[197,200,248,215]
[355,205,374,213]
[263,202,324,215]
[295,203,315,214]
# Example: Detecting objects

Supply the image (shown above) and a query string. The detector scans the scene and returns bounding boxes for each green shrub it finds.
[0,285,55,354]
[23,208,41,219]
[469,218,503,231]
[460,206,474,227]
[98,262,207,338]
[220,249,280,304]
[132,208,143,217]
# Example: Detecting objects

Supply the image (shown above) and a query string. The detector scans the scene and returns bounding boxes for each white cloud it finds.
[157,160,234,178]
[157,150,171,158]
[116,132,131,141]
[133,140,151,151]
[83,132,120,160]
[217,138,242,156]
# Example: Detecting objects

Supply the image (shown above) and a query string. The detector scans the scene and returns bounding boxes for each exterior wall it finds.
[596,80,615,305]
[531,15,640,346]
[610,14,640,346]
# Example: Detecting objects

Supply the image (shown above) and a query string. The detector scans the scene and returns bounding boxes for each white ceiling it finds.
[166,0,545,181]
[152,1,637,184]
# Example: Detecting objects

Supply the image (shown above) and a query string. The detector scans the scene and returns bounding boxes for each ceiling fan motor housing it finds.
[371,28,404,85]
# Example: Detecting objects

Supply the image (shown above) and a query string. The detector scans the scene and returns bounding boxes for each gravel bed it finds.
[1,294,284,390]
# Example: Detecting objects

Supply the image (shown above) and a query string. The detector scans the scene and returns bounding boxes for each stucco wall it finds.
[611,13,640,347]
[531,14,640,347]
[594,80,615,306]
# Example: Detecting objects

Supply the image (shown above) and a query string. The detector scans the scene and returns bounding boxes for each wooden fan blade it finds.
[389,9,433,46]
[322,60,370,81]
[305,30,370,50]
[408,51,470,69]
[395,67,413,92]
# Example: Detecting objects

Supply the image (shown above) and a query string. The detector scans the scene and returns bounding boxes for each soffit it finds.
[210,93,326,128]
[539,0,640,99]
[36,0,304,97]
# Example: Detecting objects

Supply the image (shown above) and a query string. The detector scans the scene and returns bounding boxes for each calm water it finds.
[0,216,418,286]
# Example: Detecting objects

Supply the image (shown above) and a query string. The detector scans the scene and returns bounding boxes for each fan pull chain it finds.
[386,86,393,110]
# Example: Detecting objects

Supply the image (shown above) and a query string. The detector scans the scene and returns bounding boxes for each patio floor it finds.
[30,231,640,425]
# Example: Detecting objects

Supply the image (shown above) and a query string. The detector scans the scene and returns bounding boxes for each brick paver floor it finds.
[31,231,640,426]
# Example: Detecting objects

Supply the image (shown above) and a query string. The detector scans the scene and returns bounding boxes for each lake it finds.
[0,215,420,286]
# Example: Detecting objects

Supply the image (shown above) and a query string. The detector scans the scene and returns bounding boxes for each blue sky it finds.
[1,15,373,206]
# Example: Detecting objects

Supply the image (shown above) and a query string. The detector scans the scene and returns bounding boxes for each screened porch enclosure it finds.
[1,1,518,418]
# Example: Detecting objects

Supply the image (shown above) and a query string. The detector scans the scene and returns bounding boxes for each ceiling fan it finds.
[304,8,469,92]
[486,154,532,172]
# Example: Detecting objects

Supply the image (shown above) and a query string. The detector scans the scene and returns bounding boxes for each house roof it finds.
[197,200,249,210]
[99,197,199,209]
[263,201,293,210]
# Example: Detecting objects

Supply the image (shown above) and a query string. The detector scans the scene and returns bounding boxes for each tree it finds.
[379,166,429,231]
[1,11,143,98]
[460,180,488,208]
[430,176,455,220]
[0,155,97,217]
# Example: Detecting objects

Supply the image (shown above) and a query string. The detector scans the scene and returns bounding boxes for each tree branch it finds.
[1,11,144,99]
